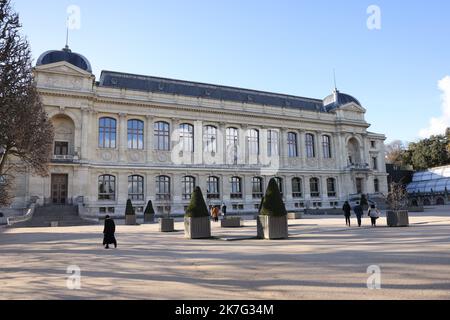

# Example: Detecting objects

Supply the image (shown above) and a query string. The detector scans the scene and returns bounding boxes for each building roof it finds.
[36,46,92,73]
[323,89,362,111]
[99,70,328,112]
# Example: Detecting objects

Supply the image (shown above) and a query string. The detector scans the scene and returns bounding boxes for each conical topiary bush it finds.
[125,199,137,225]
[257,178,288,239]
[260,178,287,217]
[144,200,155,223]
[125,199,135,215]
[144,200,155,215]
[184,187,211,238]
[185,187,209,218]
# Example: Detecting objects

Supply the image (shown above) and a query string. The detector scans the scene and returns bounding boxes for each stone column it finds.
[146,172,155,202]
[80,107,90,161]
[194,120,203,164]
[260,127,268,166]
[118,113,127,163]
[280,128,288,168]
[117,171,128,205]
[239,125,247,165]
[316,131,324,169]
[299,130,306,168]
[146,115,154,163]
[217,122,226,166]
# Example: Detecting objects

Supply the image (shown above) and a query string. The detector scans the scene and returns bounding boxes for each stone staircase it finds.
[11,205,98,228]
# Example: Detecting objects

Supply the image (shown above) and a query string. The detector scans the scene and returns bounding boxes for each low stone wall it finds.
[304,209,344,216]
[287,212,304,219]
[221,217,242,228]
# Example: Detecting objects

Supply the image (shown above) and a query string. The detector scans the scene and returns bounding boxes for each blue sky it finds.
[12,0,450,144]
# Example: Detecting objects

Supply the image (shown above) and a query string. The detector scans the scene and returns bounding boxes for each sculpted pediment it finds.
[34,61,92,77]
[337,102,366,113]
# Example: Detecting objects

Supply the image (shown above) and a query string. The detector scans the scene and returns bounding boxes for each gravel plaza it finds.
[1,207,450,300]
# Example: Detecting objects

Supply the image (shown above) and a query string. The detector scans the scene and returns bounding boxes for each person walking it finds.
[103,215,117,249]
[221,203,227,218]
[353,204,364,227]
[213,206,220,222]
[367,205,381,227]
[342,201,352,227]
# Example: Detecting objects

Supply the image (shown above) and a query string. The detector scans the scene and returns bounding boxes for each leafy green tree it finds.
[403,134,450,170]
[259,178,287,217]
[185,187,209,218]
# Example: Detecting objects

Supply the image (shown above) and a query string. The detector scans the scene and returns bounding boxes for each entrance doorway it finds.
[356,178,364,194]
[51,174,68,205]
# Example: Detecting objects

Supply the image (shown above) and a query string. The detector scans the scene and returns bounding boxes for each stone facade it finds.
[4,51,388,217]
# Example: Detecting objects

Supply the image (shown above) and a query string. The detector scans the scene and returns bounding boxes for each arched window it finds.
[292,178,303,198]
[128,175,144,201]
[374,179,380,193]
[127,120,144,150]
[327,178,336,198]
[248,129,260,155]
[182,176,196,200]
[274,177,284,197]
[226,128,239,164]
[156,176,171,201]
[203,125,217,153]
[230,177,242,199]
[154,122,170,151]
[306,134,315,158]
[98,175,116,200]
[310,178,320,198]
[267,130,279,157]
[252,177,264,199]
[207,176,220,199]
[99,117,117,149]
[179,123,194,152]
[322,135,332,159]
[288,132,298,157]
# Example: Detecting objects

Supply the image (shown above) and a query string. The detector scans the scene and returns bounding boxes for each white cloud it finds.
[419,75,450,138]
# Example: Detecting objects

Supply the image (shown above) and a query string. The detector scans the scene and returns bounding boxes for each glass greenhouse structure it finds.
[406,166,450,194]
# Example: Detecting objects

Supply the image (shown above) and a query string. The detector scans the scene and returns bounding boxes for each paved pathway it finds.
[1,208,450,300]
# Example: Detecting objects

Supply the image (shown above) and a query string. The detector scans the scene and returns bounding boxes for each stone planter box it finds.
[185,216,211,239]
[144,214,155,223]
[159,217,175,232]
[125,214,137,225]
[257,215,288,240]
[408,206,424,213]
[221,217,242,228]
[287,212,304,220]
[387,210,409,227]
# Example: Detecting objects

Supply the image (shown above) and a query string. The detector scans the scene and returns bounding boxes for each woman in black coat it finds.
[342,201,352,227]
[103,215,117,249]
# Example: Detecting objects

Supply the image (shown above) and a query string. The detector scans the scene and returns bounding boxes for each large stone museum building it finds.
[6,46,388,216]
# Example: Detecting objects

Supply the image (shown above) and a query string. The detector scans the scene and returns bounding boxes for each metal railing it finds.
[6,203,36,226]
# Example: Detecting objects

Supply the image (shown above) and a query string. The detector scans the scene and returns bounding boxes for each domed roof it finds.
[323,89,361,111]
[36,46,92,73]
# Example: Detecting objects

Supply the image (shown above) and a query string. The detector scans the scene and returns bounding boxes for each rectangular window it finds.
[288,132,298,157]
[322,135,332,159]
[154,122,170,151]
[54,141,69,156]
[306,134,315,158]
[231,177,242,199]
[248,129,259,155]
[203,126,217,153]
[99,118,117,149]
[128,120,144,150]
[267,130,279,157]
[372,157,378,170]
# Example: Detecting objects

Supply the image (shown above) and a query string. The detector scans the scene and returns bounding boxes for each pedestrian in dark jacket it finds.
[222,204,227,218]
[103,215,117,249]
[353,205,364,227]
[343,201,352,227]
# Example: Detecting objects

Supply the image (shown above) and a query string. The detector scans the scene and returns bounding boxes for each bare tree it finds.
[385,140,406,166]
[0,0,54,206]
[387,182,408,211]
